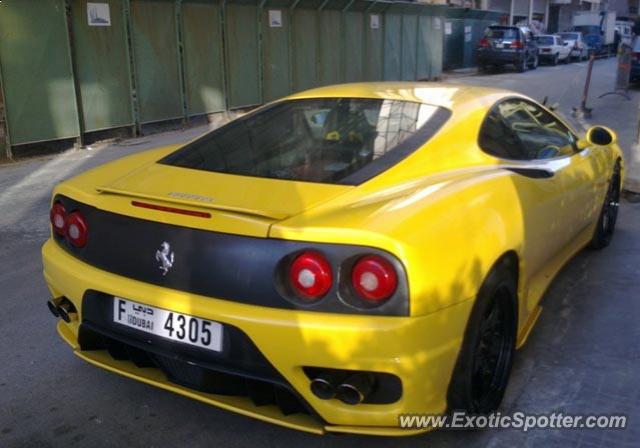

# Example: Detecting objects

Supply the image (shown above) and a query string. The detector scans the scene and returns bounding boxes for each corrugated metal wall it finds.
[0,0,80,147]
[443,8,503,71]
[0,0,490,156]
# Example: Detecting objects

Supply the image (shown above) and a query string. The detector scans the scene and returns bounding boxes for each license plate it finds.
[113,297,223,352]
[495,42,504,49]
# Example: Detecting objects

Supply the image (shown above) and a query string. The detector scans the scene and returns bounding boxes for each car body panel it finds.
[536,35,572,62]
[559,32,588,59]
[477,26,538,68]
[43,82,624,436]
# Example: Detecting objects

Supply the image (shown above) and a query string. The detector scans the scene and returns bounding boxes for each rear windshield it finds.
[161,98,450,185]
[486,27,519,39]
[536,36,555,45]
[559,33,578,40]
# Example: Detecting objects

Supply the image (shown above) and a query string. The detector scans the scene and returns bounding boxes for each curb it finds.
[624,174,640,194]
[626,143,640,194]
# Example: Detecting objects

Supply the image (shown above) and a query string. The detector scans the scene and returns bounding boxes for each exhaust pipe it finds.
[47,297,77,323]
[335,373,374,405]
[57,299,77,323]
[310,371,346,400]
[47,297,63,318]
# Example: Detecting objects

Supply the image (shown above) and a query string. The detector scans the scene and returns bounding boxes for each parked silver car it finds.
[535,34,572,65]
[558,32,589,61]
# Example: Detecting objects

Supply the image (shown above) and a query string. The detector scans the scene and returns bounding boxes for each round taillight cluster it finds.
[50,203,67,236]
[289,251,333,301]
[287,251,398,307]
[351,255,398,303]
[49,202,88,248]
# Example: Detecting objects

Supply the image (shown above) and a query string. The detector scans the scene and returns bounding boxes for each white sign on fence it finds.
[268,10,283,28]
[87,3,111,27]
[445,21,452,35]
[370,14,380,30]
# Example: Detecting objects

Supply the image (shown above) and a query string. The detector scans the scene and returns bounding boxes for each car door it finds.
[501,99,608,240]
[478,98,604,278]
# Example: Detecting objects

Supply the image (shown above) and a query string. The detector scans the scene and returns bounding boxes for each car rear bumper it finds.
[477,49,523,65]
[42,238,473,436]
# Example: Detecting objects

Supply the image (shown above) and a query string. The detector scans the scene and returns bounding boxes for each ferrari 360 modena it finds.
[42,83,623,436]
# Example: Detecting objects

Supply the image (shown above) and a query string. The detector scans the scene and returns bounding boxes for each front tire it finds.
[552,53,559,66]
[447,263,517,414]
[590,163,621,250]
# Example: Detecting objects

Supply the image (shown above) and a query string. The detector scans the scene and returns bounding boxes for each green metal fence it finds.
[0,0,80,150]
[70,0,134,133]
[443,8,502,71]
[0,0,493,156]
[182,0,226,116]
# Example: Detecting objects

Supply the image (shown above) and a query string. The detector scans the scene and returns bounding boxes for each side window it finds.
[479,99,577,161]
[478,107,529,160]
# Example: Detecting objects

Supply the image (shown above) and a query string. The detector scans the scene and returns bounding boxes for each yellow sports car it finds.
[42,83,623,436]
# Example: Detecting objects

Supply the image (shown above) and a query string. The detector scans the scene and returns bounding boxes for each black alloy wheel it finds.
[590,164,621,249]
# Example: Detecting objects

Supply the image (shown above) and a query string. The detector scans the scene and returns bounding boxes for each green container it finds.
[70,0,134,132]
[383,13,402,80]
[224,2,260,108]
[130,0,184,124]
[182,0,226,115]
[0,0,80,145]
[292,8,319,91]
[261,6,291,101]
[318,9,342,86]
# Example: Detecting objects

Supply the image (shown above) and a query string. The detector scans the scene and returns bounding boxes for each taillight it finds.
[479,38,489,48]
[289,251,333,301]
[512,40,523,49]
[49,202,66,236]
[351,255,397,303]
[65,211,88,248]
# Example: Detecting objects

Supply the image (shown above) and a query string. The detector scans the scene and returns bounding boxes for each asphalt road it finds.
[1,59,640,448]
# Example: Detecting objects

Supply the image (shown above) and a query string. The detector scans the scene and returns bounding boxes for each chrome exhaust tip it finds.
[57,298,77,323]
[336,373,374,405]
[310,374,337,400]
[47,298,63,318]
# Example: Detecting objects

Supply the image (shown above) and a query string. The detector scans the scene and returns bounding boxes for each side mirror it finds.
[585,126,617,146]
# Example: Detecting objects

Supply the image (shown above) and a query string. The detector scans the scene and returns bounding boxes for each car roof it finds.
[284,82,513,111]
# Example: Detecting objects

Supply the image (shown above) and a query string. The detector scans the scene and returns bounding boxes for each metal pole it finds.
[64,0,85,148]
[221,0,231,110]
[175,0,188,126]
[288,0,301,93]
[572,53,595,119]
[123,0,141,136]
[509,0,514,26]
[0,35,13,159]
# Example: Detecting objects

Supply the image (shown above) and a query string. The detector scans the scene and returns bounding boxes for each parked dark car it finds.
[631,37,640,83]
[478,26,539,72]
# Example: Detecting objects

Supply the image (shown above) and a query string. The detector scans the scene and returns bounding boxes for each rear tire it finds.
[447,262,517,415]
[590,163,621,250]
[516,56,528,73]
